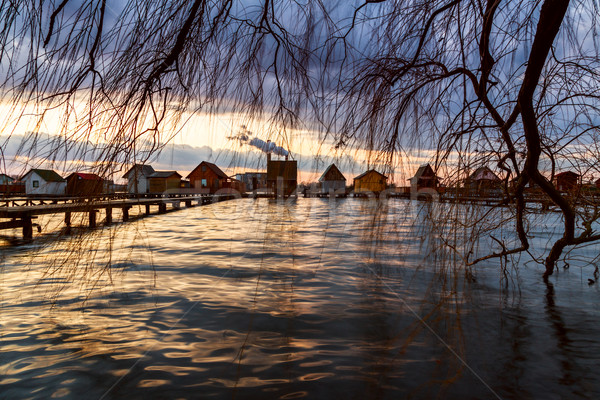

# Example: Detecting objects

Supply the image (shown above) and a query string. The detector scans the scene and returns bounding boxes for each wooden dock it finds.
[0,194,236,239]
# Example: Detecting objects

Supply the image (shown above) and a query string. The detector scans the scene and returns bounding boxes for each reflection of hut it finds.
[319,164,346,194]
[21,169,66,196]
[187,162,229,194]
[553,171,580,192]
[409,164,439,192]
[66,173,104,196]
[148,171,182,193]
[123,164,155,194]
[466,166,501,195]
[267,158,298,197]
[354,169,387,193]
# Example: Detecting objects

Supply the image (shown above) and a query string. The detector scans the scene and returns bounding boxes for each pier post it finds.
[122,207,130,222]
[159,203,167,213]
[145,204,151,215]
[89,210,97,228]
[185,200,192,207]
[22,216,33,239]
[65,212,71,227]
[105,208,112,224]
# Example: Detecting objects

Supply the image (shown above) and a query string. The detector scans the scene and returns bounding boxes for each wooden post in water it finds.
[122,207,130,221]
[22,216,33,239]
[105,207,112,224]
[89,210,97,228]
[159,203,167,213]
[145,204,151,215]
[185,200,192,207]
[64,212,71,227]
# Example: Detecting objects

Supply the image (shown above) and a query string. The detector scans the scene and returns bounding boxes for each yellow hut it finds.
[353,169,387,193]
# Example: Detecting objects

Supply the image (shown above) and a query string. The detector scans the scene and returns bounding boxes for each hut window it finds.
[201,179,207,187]
[33,180,39,188]
[202,165,207,172]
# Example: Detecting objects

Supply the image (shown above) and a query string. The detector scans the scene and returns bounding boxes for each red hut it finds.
[65,173,104,196]
[187,162,230,194]
[553,171,580,192]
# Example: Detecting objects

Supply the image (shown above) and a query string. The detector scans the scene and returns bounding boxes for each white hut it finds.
[319,164,346,194]
[20,169,66,196]
[123,164,155,194]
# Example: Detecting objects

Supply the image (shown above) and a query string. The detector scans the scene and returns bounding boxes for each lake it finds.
[1,197,599,399]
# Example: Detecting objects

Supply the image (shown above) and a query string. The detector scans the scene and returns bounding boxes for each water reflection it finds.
[0,198,599,399]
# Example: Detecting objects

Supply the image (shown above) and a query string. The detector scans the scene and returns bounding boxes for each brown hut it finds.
[148,171,182,193]
[187,162,229,194]
[408,164,439,192]
[553,171,580,192]
[354,169,387,193]
[65,173,104,196]
[267,159,298,197]
[466,166,501,195]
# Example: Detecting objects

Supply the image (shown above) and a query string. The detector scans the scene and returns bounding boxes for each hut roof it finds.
[0,173,15,181]
[66,172,103,181]
[122,164,155,179]
[410,164,437,180]
[319,163,346,182]
[149,171,182,179]
[354,169,387,180]
[187,161,228,179]
[468,166,500,182]
[555,171,580,178]
[23,169,65,182]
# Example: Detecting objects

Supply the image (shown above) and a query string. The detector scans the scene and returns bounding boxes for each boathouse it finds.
[65,173,104,196]
[409,164,439,192]
[20,169,66,196]
[266,149,298,197]
[148,171,182,193]
[123,164,155,194]
[466,166,501,195]
[354,169,387,194]
[553,171,580,192]
[187,161,230,194]
[319,164,346,195]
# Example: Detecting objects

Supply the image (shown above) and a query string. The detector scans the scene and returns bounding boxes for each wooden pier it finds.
[0,194,236,239]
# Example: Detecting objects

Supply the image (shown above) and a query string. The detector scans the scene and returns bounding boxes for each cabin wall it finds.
[126,173,150,194]
[321,180,346,194]
[23,174,66,195]
[188,168,225,194]
[354,172,386,193]
[148,177,181,193]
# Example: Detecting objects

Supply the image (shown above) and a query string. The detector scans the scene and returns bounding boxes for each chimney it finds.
[266,140,271,163]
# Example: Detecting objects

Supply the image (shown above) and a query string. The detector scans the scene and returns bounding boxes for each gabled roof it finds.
[555,171,580,178]
[468,166,500,182]
[66,172,103,181]
[354,169,387,180]
[122,164,155,179]
[187,161,229,179]
[411,164,437,180]
[319,163,346,182]
[22,169,65,182]
[149,171,182,179]
[0,173,15,181]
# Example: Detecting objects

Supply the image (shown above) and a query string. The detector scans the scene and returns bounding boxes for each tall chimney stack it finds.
[266,139,271,163]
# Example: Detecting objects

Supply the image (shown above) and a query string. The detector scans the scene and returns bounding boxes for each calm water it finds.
[1,198,599,399]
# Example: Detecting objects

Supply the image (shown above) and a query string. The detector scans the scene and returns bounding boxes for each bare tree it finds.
[1,0,599,278]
